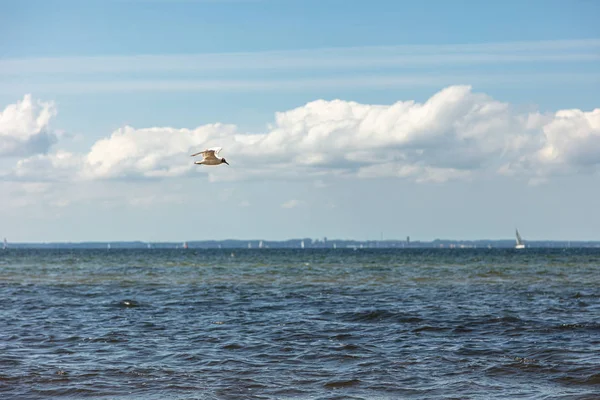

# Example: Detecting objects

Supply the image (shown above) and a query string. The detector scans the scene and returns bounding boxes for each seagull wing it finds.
[190,147,222,160]
[208,147,222,157]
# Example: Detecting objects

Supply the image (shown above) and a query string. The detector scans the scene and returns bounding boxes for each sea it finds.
[1,248,599,400]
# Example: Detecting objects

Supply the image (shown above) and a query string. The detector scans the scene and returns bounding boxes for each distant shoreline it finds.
[2,239,599,249]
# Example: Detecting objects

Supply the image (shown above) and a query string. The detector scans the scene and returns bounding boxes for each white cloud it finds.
[80,124,233,180]
[356,163,473,183]
[499,108,600,182]
[0,94,57,157]
[2,86,600,187]
[12,150,83,181]
[536,109,600,167]
[281,199,303,209]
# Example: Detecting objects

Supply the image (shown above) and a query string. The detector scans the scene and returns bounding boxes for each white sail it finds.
[515,229,525,249]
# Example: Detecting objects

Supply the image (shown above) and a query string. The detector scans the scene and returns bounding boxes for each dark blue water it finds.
[1,248,599,399]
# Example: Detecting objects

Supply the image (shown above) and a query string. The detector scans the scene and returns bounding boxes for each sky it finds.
[1,0,599,242]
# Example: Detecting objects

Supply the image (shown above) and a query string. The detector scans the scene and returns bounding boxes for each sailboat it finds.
[2,238,7,250]
[515,229,525,249]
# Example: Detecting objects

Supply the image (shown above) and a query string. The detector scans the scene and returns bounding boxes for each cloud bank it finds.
[2,86,599,185]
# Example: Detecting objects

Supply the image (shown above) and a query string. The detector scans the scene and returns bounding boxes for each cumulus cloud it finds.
[499,108,600,182]
[12,150,83,181]
[0,94,58,158]
[535,109,600,167]
[2,86,600,185]
[82,124,241,179]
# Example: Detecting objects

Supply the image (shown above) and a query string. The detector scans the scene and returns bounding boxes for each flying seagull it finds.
[190,147,229,166]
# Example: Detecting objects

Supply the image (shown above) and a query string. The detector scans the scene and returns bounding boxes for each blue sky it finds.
[1,0,599,242]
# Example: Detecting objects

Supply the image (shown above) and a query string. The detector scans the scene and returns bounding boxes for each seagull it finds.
[190,147,229,166]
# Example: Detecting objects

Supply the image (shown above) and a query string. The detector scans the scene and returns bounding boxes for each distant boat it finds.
[515,229,525,249]
[300,240,305,249]
[183,242,188,249]
[2,238,7,250]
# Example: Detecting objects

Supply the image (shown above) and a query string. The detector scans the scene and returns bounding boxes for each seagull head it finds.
[221,158,229,165]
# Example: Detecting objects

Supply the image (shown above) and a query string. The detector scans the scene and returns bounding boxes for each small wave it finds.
[82,332,129,344]
[222,343,244,350]
[27,387,99,397]
[117,299,140,307]
[555,322,600,331]
[413,325,451,333]
[556,372,600,386]
[336,309,422,324]
[324,378,361,389]
[330,333,353,340]
[332,343,362,351]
